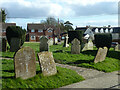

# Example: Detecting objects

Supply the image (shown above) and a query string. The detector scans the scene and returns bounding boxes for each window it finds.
[2,29,6,32]
[38,29,43,32]
[48,29,52,33]
[31,35,36,40]
[31,29,35,32]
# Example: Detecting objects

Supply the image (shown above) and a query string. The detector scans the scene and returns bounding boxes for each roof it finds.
[75,26,120,33]
[1,23,16,29]
[27,23,57,30]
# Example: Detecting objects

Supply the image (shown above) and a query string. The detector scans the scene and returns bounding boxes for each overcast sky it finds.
[0,0,119,29]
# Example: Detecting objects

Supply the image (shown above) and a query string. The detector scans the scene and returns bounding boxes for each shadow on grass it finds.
[81,50,97,56]
[2,56,13,58]
[2,76,15,79]
[3,70,14,73]
[67,59,94,64]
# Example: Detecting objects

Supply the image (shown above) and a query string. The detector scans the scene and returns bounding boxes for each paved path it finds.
[56,63,120,89]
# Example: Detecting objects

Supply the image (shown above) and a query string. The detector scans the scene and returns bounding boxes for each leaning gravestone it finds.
[10,38,21,52]
[14,47,36,79]
[71,38,80,54]
[94,47,108,63]
[38,51,57,76]
[63,35,69,47]
[87,40,93,50]
[40,36,48,52]
[0,38,7,52]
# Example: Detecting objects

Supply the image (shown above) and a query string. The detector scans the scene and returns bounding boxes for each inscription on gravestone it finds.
[38,52,57,76]
[14,47,36,79]
[94,47,108,63]
[40,36,48,52]
[71,38,80,54]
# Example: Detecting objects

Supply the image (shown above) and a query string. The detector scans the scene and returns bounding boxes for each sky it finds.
[0,0,119,29]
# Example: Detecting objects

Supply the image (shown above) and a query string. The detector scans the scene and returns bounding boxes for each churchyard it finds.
[0,29,120,88]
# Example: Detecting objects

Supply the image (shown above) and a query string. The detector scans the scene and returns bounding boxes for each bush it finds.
[94,33,112,49]
[68,30,83,44]
[6,26,26,46]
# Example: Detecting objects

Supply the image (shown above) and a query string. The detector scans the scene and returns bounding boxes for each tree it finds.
[41,17,58,26]
[1,9,7,22]
[64,21,74,32]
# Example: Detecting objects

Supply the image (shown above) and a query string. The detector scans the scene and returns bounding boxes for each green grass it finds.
[1,42,120,73]
[50,43,120,72]
[2,59,84,88]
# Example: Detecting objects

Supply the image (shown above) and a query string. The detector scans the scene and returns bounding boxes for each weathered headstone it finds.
[87,40,93,50]
[82,43,88,51]
[48,38,53,46]
[114,44,119,51]
[71,38,80,54]
[40,36,48,52]
[10,38,21,52]
[94,47,108,63]
[63,35,69,47]
[14,47,36,79]
[0,38,7,52]
[38,51,57,76]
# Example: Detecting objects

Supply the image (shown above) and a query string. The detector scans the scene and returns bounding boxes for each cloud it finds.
[0,0,119,18]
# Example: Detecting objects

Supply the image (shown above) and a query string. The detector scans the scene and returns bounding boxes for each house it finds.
[0,22,16,38]
[26,23,60,42]
[75,26,120,43]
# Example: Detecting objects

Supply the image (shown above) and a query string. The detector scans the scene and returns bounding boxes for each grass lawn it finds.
[1,42,120,73]
[2,59,84,88]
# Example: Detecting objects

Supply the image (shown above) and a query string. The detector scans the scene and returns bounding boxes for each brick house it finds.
[0,22,16,38]
[26,23,60,42]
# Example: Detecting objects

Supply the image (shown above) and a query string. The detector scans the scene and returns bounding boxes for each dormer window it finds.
[48,29,52,33]
[38,29,43,32]
[95,28,99,33]
[31,29,35,32]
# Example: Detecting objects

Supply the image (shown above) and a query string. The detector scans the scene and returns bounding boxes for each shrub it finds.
[6,26,26,47]
[94,33,112,49]
[68,30,83,44]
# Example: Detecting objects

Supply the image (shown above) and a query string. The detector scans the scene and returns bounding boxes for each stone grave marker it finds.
[0,38,7,52]
[87,40,93,50]
[63,35,69,47]
[82,43,88,51]
[10,38,21,52]
[114,44,119,51]
[48,38,53,46]
[14,47,36,79]
[94,47,108,63]
[40,36,48,52]
[71,38,80,54]
[55,37,58,44]
[38,51,57,76]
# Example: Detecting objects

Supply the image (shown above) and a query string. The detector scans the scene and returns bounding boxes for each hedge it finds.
[68,30,83,44]
[6,26,26,47]
[94,33,112,49]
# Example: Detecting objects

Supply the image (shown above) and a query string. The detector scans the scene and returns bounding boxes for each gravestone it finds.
[38,51,57,76]
[87,40,93,50]
[82,43,88,51]
[48,38,53,46]
[0,38,7,52]
[71,38,80,54]
[55,37,58,44]
[94,47,108,63]
[114,44,119,51]
[40,36,48,52]
[10,38,21,52]
[14,47,36,79]
[63,35,69,47]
